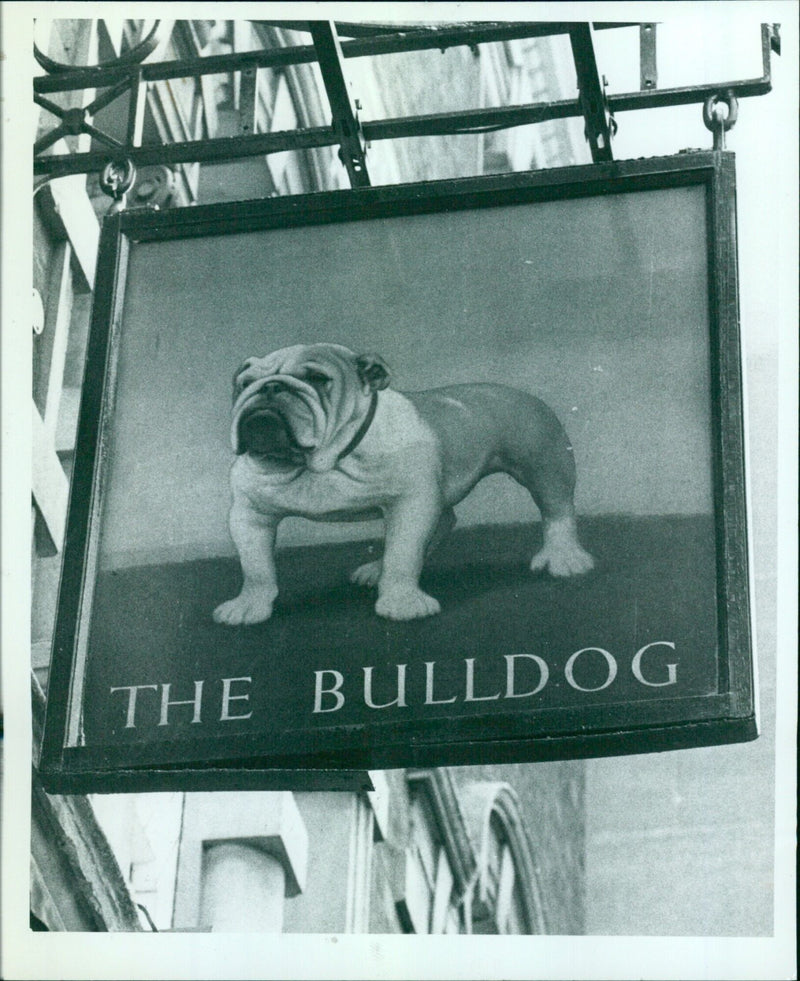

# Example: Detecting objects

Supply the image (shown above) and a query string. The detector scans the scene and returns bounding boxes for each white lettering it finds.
[313,669,345,713]
[364,665,407,709]
[110,684,158,729]
[631,642,678,687]
[307,642,679,716]
[220,676,253,720]
[424,661,457,705]
[504,654,549,697]
[159,681,204,726]
[564,648,617,692]
[464,657,500,702]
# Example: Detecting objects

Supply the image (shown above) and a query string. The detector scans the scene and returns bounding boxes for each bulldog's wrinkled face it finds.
[231,343,389,473]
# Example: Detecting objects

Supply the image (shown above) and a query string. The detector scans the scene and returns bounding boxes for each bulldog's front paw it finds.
[350,559,382,588]
[375,585,441,621]
[530,542,595,577]
[213,591,275,626]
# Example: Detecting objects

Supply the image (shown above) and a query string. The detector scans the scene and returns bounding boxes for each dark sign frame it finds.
[40,151,756,793]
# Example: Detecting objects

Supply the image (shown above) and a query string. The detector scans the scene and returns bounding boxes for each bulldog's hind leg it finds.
[350,557,383,588]
[508,439,594,578]
[530,509,595,576]
[350,507,456,590]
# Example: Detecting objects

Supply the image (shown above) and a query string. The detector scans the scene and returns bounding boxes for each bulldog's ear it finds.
[231,360,252,400]
[355,353,390,393]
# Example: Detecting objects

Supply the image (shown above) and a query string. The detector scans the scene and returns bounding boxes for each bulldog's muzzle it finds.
[231,375,323,459]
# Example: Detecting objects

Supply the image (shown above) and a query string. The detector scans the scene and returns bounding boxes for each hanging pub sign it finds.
[40,151,757,793]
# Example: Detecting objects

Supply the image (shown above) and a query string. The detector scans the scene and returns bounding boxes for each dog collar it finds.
[338,391,379,461]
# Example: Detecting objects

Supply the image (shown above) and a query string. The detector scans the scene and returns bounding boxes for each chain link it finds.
[99,158,137,213]
[702,91,739,150]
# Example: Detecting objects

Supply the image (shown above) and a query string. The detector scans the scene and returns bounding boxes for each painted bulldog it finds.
[213,343,594,625]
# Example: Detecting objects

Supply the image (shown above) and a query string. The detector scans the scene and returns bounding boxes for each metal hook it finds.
[703,91,739,151]
[99,157,137,214]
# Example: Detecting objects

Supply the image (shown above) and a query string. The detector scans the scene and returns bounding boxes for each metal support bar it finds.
[34,96,590,178]
[84,76,133,116]
[364,99,582,140]
[34,125,69,157]
[233,11,259,138]
[34,93,67,119]
[612,22,773,110]
[239,66,258,137]
[82,121,123,150]
[32,23,775,179]
[254,20,640,38]
[34,126,338,177]
[30,70,764,178]
[33,21,775,102]
[309,21,370,187]
[640,23,658,90]
[606,77,765,113]
[569,24,613,162]
[33,23,594,95]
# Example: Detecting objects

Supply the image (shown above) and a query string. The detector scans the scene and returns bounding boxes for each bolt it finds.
[63,106,86,135]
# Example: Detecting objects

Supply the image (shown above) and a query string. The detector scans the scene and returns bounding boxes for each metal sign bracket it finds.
[32,21,778,191]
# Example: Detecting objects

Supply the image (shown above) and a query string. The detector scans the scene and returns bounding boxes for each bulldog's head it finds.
[231,343,390,473]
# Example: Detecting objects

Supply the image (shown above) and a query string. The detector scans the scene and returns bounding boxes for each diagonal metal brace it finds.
[569,24,613,162]
[309,20,370,187]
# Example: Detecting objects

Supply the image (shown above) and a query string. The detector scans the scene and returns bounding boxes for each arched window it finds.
[459,781,547,934]
[400,771,544,935]
[400,770,475,934]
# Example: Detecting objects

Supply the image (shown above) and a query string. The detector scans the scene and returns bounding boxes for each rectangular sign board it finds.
[40,152,757,793]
